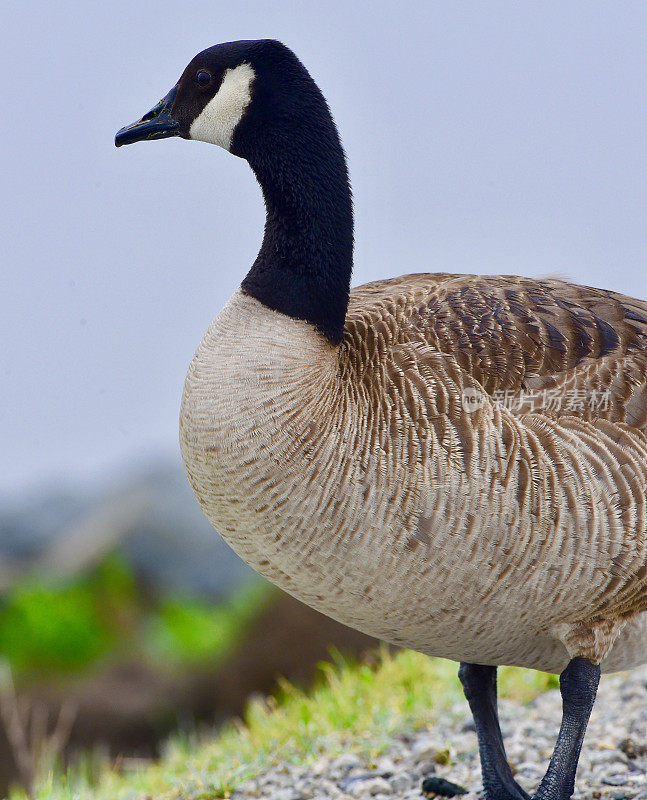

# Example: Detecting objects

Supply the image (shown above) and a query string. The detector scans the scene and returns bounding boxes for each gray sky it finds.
[3,1,647,497]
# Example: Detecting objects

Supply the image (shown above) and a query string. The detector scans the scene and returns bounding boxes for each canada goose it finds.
[116,39,647,800]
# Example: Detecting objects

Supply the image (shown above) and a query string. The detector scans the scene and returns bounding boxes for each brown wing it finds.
[345,273,647,428]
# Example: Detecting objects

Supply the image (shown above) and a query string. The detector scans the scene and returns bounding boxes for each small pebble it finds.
[312,759,331,777]
[388,773,412,793]
[334,754,363,773]
[271,791,304,800]
[350,777,392,797]
[513,761,544,776]
[417,761,438,777]
[603,775,630,786]
[375,757,395,774]
[413,738,445,762]
[589,750,629,766]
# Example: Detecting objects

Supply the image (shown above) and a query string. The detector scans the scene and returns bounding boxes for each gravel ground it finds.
[232,664,647,800]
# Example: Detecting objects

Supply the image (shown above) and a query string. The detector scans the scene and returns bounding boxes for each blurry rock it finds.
[0,491,91,566]
[0,458,255,599]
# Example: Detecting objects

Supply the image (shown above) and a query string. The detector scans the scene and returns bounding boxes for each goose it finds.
[116,39,647,800]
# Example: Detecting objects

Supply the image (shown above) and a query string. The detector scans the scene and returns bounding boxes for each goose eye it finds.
[196,70,212,87]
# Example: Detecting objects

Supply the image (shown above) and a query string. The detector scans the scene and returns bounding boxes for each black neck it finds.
[238,102,353,345]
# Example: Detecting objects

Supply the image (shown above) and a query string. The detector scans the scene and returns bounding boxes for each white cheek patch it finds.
[189,63,255,150]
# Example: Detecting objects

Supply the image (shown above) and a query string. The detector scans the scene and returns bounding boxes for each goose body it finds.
[117,39,647,800]
[180,278,647,675]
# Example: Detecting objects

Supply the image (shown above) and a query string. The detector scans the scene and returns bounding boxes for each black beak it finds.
[115,85,180,147]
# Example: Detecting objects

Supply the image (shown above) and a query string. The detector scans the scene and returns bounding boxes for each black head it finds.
[116,40,327,158]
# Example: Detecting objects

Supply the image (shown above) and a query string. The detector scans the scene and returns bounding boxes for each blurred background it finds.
[2,0,647,794]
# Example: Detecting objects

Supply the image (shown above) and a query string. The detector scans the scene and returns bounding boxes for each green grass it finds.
[17,648,558,800]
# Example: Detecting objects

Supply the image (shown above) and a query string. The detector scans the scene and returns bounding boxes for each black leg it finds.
[533,657,600,800]
[459,662,530,800]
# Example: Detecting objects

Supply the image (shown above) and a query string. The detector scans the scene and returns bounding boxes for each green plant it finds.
[0,557,272,682]
[0,558,137,677]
